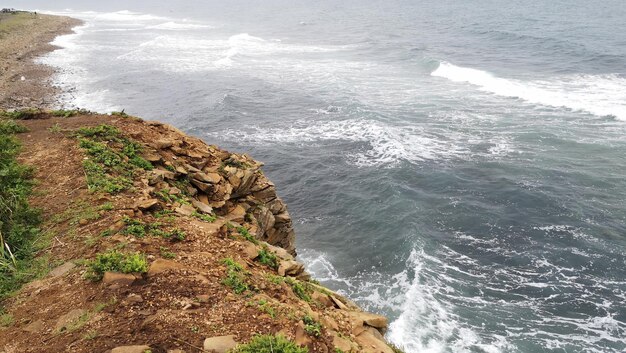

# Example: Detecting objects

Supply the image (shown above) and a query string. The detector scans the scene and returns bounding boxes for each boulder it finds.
[350,312,388,330]
[278,260,305,277]
[102,272,136,286]
[355,331,394,353]
[274,211,291,224]
[312,291,334,308]
[295,321,312,347]
[333,334,353,353]
[111,345,152,353]
[203,335,237,353]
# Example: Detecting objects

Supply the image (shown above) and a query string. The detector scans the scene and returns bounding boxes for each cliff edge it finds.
[0,110,400,353]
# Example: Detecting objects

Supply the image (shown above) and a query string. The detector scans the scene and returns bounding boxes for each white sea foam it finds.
[147,21,214,30]
[206,118,514,166]
[432,62,626,120]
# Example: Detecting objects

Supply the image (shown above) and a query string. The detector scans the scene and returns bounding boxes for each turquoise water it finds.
[11,0,626,351]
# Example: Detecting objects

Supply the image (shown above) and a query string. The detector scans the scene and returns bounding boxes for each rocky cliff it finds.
[0,110,400,353]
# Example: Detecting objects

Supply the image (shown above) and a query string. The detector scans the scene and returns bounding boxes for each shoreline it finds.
[0,11,401,353]
[0,11,81,110]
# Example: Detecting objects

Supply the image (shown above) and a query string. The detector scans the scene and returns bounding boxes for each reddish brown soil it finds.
[0,113,363,353]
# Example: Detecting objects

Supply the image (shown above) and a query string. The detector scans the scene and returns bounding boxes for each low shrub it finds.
[85,250,148,281]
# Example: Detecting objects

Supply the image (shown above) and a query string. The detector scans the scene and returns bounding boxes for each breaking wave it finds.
[432,62,626,120]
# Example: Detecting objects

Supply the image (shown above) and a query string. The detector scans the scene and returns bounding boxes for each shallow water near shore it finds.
[8,0,626,351]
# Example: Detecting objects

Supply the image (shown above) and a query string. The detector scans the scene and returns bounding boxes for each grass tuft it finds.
[229,334,307,353]
[221,258,250,294]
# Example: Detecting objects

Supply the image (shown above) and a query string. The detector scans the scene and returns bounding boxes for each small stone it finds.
[154,139,174,149]
[190,172,221,184]
[203,335,238,353]
[135,198,159,211]
[148,259,184,277]
[78,219,89,226]
[127,294,144,303]
[102,272,135,286]
[175,204,195,216]
[111,345,152,353]
[48,262,76,278]
[192,199,213,214]
[242,243,259,259]
[54,309,87,332]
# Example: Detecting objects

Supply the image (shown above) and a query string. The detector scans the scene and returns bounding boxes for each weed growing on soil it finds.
[222,258,250,294]
[85,250,148,281]
[303,315,322,337]
[256,246,278,269]
[230,334,308,353]
[50,109,81,118]
[0,117,42,301]
[192,211,216,223]
[159,246,176,259]
[285,278,312,302]
[256,299,276,318]
[76,124,153,194]
[0,312,14,327]
[0,108,40,120]
[237,226,258,245]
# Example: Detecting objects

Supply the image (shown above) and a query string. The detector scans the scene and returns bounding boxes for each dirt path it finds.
[0,12,80,110]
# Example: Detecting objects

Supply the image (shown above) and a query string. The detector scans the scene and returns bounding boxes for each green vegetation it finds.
[85,250,148,281]
[263,275,312,301]
[221,258,250,294]
[256,246,278,269]
[50,109,83,118]
[155,189,189,205]
[0,108,40,120]
[0,311,14,327]
[192,211,216,222]
[229,334,307,353]
[302,315,322,337]
[286,278,312,302]
[75,124,153,194]
[256,299,276,318]
[159,246,176,259]
[0,118,43,301]
[237,226,258,245]
[121,216,184,242]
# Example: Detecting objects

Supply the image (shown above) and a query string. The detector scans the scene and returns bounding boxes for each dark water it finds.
[9,0,626,351]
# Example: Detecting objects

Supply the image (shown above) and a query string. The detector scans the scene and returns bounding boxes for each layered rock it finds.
[133,120,297,255]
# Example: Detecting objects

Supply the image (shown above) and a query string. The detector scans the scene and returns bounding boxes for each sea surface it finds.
[9,0,626,352]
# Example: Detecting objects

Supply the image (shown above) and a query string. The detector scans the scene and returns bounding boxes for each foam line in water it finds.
[207,118,513,166]
[432,62,626,120]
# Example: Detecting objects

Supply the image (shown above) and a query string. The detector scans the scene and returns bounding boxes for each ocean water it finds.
[10,0,626,351]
